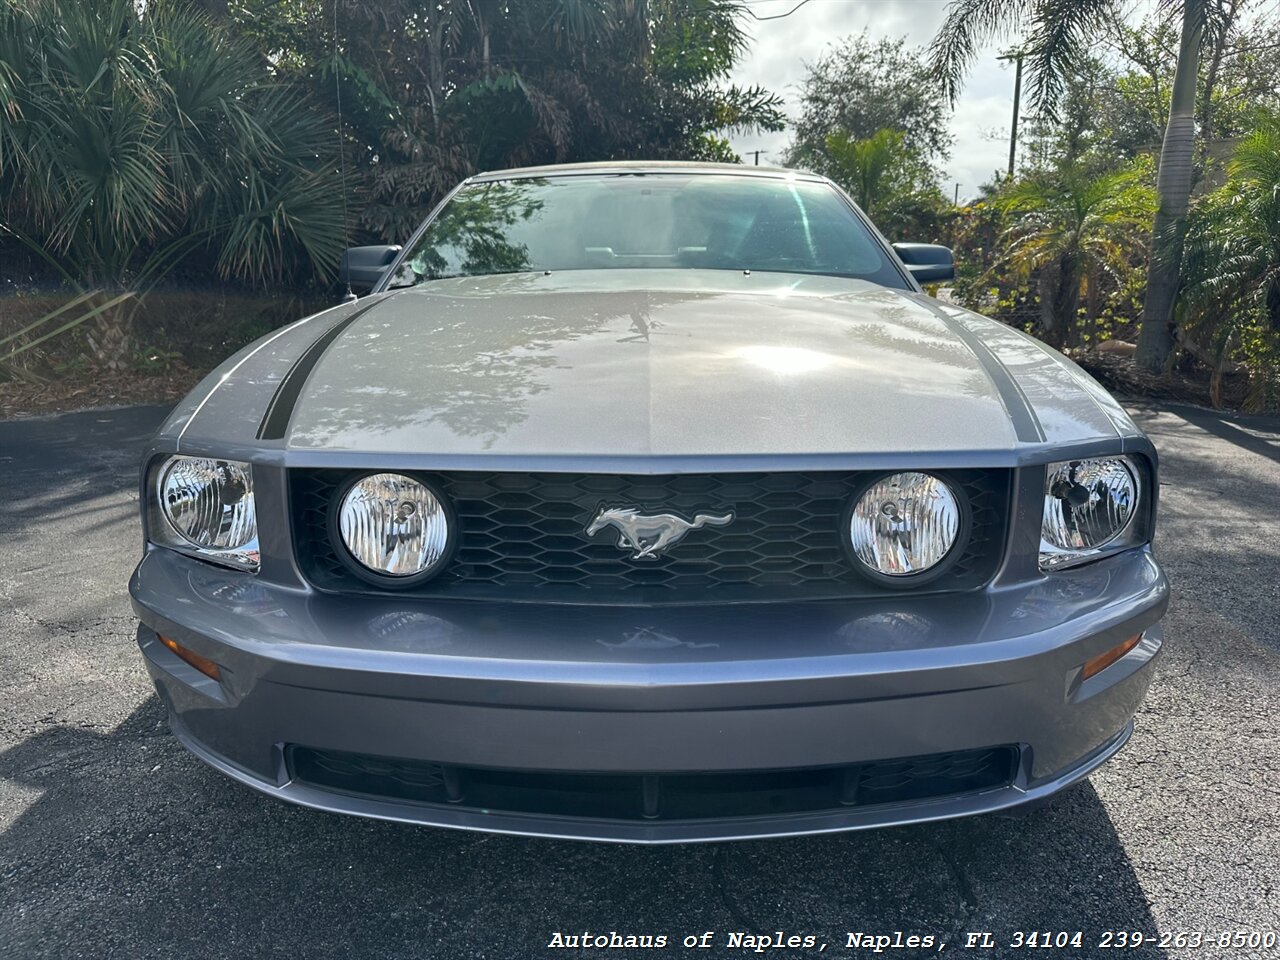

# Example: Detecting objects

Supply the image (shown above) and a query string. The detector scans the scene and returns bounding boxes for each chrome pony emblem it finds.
[585,506,734,560]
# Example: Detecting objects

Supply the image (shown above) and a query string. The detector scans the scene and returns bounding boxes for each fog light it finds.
[158,634,221,680]
[1081,633,1142,680]
[848,472,962,578]
[337,473,452,582]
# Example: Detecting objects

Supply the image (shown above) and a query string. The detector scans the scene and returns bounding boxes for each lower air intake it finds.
[287,745,1019,823]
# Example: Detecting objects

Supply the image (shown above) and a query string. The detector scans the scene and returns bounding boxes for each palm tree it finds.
[823,128,948,239]
[0,0,345,367]
[930,0,1206,370]
[994,166,1155,348]
[1134,1,1205,372]
[824,129,908,221]
[1178,116,1280,407]
[327,0,781,239]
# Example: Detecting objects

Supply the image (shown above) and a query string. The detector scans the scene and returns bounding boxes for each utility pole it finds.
[747,150,763,166]
[996,50,1025,179]
[954,183,960,206]
[1008,52,1023,178]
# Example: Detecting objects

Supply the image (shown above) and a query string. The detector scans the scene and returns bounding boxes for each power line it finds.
[743,0,816,21]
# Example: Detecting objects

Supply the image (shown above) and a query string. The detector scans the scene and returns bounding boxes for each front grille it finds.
[291,469,1010,603]
[287,745,1020,823]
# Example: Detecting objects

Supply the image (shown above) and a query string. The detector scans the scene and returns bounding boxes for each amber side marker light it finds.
[1081,633,1143,681]
[158,634,221,681]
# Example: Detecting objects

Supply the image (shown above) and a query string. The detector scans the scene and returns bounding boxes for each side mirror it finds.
[339,245,402,292]
[892,243,955,284]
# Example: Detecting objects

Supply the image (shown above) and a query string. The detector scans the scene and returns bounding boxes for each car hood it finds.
[169,270,1137,461]
[291,274,1023,458]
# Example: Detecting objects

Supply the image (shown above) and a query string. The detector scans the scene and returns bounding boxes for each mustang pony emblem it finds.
[585,506,734,560]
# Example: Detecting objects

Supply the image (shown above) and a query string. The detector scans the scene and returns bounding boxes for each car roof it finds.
[468,160,828,183]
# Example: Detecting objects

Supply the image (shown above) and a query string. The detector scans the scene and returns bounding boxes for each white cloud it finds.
[727,0,1020,201]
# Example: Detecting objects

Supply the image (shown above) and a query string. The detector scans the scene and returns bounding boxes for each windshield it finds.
[387,173,906,288]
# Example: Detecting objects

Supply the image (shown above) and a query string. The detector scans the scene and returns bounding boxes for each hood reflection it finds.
[289,590,993,662]
[835,611,936,651]
[1010,565,1117,622]
[365,611,461,652]
[186,568,290,620]
[616,308,667,344]
[284,270,1020,458]
[731,344,835,375]
[597,627,718,651]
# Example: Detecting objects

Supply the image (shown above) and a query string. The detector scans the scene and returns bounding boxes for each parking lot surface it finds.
[1,402,1277,959]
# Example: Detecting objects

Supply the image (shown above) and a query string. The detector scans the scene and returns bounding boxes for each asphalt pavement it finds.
[0,402,1277,959]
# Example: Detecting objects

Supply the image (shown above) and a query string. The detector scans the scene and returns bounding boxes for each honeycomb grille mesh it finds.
[291,469,1009,602]
[287,744,1019,822]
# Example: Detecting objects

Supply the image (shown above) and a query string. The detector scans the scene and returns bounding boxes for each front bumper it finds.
[130,547,1168,843]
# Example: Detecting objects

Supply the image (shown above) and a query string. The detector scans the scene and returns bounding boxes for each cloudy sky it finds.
[726,0,1035,201]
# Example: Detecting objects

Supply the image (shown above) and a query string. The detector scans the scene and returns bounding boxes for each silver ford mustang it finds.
[130,162,1168,843]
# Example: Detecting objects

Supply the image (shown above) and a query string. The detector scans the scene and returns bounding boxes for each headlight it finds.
[155,457,258,571]
[336,473,452,583]
[848,472,962,579]
[1040,457,1139,570]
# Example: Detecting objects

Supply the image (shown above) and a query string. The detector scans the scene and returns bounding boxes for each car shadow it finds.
[1133,400,1280,466]
[0,699,1169,959]
[0,405,171,551]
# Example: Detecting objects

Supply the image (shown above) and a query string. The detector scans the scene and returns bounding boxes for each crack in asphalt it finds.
[930,831,982,947]
[710,844,770,933]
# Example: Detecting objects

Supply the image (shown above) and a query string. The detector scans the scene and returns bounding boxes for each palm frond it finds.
[2,291,134,363]
[929,0,1032,105]
[1021,0,1112,118]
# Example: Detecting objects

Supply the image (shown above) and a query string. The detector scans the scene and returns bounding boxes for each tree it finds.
[1017,54,1129,175]
[1017,7,1280,178]
[826,129,905,216]
[1133,0,1205,372]
[931,1,1119,122]
[1210,18,1280,135]
[928,0,1205,369]
[784,32,952,177]
[231,0,785,242]
[823,129,948,239]
[994,164,1155,348]
[0,0,345,366]
[1106,4,1280,152]
[1179,114,1280,407]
